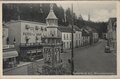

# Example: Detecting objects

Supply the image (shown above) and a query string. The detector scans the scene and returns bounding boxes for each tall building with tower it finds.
[46,4,59,37]
[42,4,65,75]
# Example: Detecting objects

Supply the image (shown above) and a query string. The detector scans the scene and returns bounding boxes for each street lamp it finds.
[71,4,74,75]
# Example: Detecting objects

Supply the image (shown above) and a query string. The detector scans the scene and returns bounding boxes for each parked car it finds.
[105,46,111,53]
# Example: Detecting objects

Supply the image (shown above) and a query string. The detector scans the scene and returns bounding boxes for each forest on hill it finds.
[3,3,107,38]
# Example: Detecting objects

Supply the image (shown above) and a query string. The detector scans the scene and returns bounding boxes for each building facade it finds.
[81,26,99,45]
[58,26,73,49]
[3,23,9,45]
[3,23,18,69]
[107,17,117,52]
[73,25,82,48]
[81,29,90,46]
[7,20,47,45]
[6,20,47,61]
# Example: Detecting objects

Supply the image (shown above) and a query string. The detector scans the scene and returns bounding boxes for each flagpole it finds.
[71,3,74,75]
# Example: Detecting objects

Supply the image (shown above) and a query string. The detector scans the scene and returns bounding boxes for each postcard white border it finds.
[0,0,120,79]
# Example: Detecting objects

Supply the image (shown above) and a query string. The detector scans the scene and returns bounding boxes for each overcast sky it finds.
[57,1,117,22]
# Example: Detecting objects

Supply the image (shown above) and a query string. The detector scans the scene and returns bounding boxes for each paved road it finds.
[73,40,116,75]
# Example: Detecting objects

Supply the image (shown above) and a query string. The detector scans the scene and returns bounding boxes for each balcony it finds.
[19,42,43,48]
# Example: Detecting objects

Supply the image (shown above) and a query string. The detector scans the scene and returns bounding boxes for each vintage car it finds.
[105,45,111,53]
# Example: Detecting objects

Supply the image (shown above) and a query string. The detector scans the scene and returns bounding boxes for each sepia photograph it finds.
[2,1,117,75]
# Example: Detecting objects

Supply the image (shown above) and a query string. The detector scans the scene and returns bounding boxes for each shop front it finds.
[3,50,18,69]
[19,43,43,61]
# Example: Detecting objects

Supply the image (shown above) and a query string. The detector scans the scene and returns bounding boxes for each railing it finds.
[20,42,43,47]
[3,45,15,49]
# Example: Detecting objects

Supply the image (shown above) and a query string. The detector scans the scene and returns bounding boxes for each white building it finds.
[6,20,47,61]
[7,20,47,45]
[58,26,73,49]
[73,25,82,47]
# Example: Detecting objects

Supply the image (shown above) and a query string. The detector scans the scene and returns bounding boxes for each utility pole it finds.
[71,4,74,75]
[17,5,20,20]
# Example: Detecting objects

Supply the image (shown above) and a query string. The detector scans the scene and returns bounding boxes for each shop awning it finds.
[3,51,18,59]
[27,49,42,54]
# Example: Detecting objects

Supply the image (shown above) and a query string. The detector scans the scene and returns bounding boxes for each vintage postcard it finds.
[0,0,120,79]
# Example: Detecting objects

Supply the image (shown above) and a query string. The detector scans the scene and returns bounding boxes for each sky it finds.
[57,1,117,22]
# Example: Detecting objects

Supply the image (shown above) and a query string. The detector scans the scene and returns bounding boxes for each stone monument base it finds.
[42,62,70,75]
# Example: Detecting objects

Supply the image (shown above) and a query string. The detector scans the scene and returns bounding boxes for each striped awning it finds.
[3,51,18,59]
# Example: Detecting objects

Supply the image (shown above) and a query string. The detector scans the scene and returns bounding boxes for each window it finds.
[6,37,9,44]
[35,26,39,30]
[45,28,47,31]
[63,42,65,48]
[25,36,30,43]
[64,34,65,40]
[67,42,69,47]
[53,31,55,35]
[67,34,68,40]
[41,27,43,31]
[36,36,39,40]
[79,34,81,39]
[25,25,30,30]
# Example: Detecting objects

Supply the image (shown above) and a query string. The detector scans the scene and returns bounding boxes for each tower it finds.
[46,4,58,37]
[42,4,65,75]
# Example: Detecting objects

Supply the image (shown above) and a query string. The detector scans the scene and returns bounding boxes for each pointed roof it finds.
[82,29,90,36]
[81,26,97,33]
[46,4,58,20]
[68,25,81,31]
[58,26,75,33]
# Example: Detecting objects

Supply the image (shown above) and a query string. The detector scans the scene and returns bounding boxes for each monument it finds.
[41,4,66,75]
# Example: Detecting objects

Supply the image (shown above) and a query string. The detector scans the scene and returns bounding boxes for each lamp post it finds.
[71,4,74,75]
